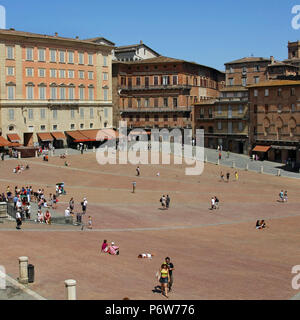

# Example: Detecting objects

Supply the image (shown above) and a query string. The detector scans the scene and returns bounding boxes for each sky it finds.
[0,0,300,71]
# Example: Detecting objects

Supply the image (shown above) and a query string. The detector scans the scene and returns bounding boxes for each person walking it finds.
[132,181,136,193]
[226,172,230,183]
[235,171,239,181]
[166,195,170,209]
[214,196,219,209]
[81,198,87,215]
[279,190,284,202]
[158,263,170,298]
[69,197,74,214]
[220,171,224,182]
[16,210,22,230]
[160,195,166,209]
[136,166,140,177]
[165,257,174,292]
[218,152,222,160]
[211,197,216,210]
[284,190,288,202]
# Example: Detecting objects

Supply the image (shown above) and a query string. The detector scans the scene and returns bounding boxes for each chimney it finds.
[54,32,58,37]
[75,36,79,40]
[270,56,274,64]
[140,40,143,44]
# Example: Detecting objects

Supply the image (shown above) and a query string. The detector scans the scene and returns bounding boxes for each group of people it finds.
[101,240,119,255]
[13,164,29,174]
[159,195,170,209]
[157,257,175,298]
[36,209,52,224]
[210,196,220,210]
[220,171,238,182]
[279,190,288,202]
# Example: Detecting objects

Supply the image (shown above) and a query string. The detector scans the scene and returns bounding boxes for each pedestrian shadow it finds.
[152,285,162,294]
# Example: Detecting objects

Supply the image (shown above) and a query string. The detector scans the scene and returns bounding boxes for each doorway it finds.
[23,133,33,146]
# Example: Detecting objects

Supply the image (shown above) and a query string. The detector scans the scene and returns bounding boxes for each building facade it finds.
[0,29,114,147]
[248,80,300,164]
[112,56,225,131]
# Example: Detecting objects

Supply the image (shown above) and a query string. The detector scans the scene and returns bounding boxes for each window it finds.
[26,85,34,99]
[254,76,259,84]
[53,109,58,119]
[291,104,296,112]
[68,87,75,100]
[242,66,247,73]
[40,108,46,119]
[8,125,14,131]
[40,125,46,131]
[7,67,14,76]
[26,48,33,61]
[28,109,34,120]
[277,88,282,96]
[79,87,85,100]
[50,49,56,62]
[70,109,75,119]
[78,52,84,65]
[128,98,132,108]
[136,77,140,86]
[238,122,243,131]
[238,105,243,114]
[229,67,234,73]
[254,89,258,97]
[79,70,84,79]
[229,78,234,86]
[145,114,150,121]
[218,105,222,114]
[218,122,222,130]
[50,69,56,78]
[90,108,94,119]
[80,108,84,119]
[53,125,57,131]
[145,98,149,107]
[162,76,169,85]
[291,88,295,96]
[278,104,282,112]
[38,68,46,77]
[88,71,94,80]
[38,48,46,62]
[173,114,177,121]
[26,68,34,77]
[88,53,93,65]
[163,98,168,107]
[59,69,66,78]
[104,108,108,118]
[39,86,46,100]
[137,98,141,108]
[103,55,108,66]
[51,87,57,99]
[70,124,75,130]
[90,123,93,129]
[7,46,14,59]
[154,76,159,86]
[242,77,247,86]
[68,51,74,64]
[60,87,66,100]
[254,105,257,114]
[80,123,84,129]
[103,88,108,101]
[154,115,159,121]
[59,50,65,63]
[164,114,168,121]
[265,89,269,96]
[68,70,74,78]
[265,104,269,114]
[173,98,178,108]
[8,109,14,120]
[88,87,94,100]
[103,72,108,81]
[254,65,260,72]
[173,76,178,85]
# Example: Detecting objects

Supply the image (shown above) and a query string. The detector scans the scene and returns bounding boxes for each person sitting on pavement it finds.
[138,253,154,259]
[44,210,51,225]
[101,240,108,253]
[108,241,119,255]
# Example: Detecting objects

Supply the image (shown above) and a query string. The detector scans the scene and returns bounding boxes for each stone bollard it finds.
[232,161,235,168]
[217,158,220,165]
[245,163,248,171]
[93,146,96,153]
[65,279,77,300]
[277,169,281,176]
[35,151,38,158]
[18,256,28,284]
[260,166,263,174]
[18,152,21,159]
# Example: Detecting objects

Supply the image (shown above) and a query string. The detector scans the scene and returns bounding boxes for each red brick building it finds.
[112,56,225,131]
[248,80,300,165]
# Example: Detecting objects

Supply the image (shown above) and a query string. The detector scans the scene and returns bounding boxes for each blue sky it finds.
[1,0,300,70]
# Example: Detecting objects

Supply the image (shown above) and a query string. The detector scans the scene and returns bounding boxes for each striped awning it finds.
[37,132,54,142]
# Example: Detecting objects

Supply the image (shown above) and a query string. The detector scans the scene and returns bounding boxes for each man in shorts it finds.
[165,257,175,292]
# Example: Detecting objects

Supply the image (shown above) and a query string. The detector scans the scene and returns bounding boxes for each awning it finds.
[66,130,89,142]
[79,130,99,140]
[51,132,66,140]
[0,136,10,147]
[252,145,271,152]
[8,142,21,147]
[7,133,21,143]
[37,132,54,142]
[101,129,117,139]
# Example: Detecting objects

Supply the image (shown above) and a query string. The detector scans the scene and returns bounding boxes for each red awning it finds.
[66,130,92,142]
[0,136,10,147]
[7,133,21,142]
[252,145,271,152]
[37,132,54,142]
[51,132,66,140]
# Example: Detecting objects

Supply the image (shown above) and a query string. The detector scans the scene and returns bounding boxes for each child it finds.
[88,216,92,229]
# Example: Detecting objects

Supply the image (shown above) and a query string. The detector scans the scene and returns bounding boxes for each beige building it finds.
[0,29,114,147]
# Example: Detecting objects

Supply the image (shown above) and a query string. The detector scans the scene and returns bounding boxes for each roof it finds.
[225,57,271,65]
[248,80,300,88]
[220,86,248,92]
[84,36,115,46]
[267,61,297,68]
[115,43,160,56]
[113,56,225,75]
[0,29,114,49]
